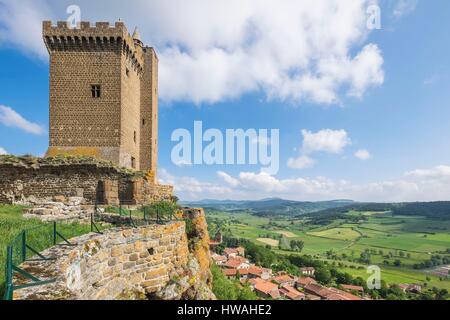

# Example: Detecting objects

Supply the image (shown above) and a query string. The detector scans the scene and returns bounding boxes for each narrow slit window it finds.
[133,131,137,143]
[91,85,101,98]
[131,157,136,169]
[126,68,130,77]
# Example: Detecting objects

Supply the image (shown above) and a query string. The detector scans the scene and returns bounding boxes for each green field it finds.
[308,227,362,241]
[0,205,107,298]
[206,209,450,291]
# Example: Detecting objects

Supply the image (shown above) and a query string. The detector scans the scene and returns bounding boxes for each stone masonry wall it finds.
[13,208,215,300]
[13,222,190,300]
[0,158,173,206]
[43,21,156,171]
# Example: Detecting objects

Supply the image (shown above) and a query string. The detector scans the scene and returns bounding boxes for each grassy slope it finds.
[0,205,98,297]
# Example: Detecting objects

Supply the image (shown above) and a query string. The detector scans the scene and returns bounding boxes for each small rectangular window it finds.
[131,157,136,169]
[91,85,101,98]
[133,131,137,143]
[126,68,130,77]
[142,119,145,126]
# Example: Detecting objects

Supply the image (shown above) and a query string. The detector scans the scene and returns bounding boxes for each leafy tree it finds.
[315,267,332,285]
[290,240,304,252]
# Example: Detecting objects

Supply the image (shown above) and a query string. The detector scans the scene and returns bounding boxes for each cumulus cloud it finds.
[0,105,46,135]
[405,165,450,180]
[0,0,53,59]
[301,129,351,154]
[287,155,315,169]
[159,169,233,200]
[217,171,241,187]
[166,165,450,202]
[0,0,384,105]
[393,0,418,18]
[288,129,352,169]
[355,149,371,160]
[0,147,8,155]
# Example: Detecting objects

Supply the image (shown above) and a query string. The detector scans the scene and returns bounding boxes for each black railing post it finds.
[53,221,57,246]
[5,246,13,300]
[21,231,26,263]
[90,211,94,233]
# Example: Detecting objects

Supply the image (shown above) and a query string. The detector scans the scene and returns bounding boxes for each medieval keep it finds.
[0,21,173,206]
[43,21,158,180]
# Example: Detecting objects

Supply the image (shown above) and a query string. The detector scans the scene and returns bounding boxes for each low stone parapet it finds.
[13,222,190,300]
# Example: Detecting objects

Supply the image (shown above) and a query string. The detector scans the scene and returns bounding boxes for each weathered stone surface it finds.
[13,210,215,300]
[0,156,173,206]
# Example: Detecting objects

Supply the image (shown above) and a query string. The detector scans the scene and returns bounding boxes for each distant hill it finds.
[180,198,354,216]
[304,201,450,222]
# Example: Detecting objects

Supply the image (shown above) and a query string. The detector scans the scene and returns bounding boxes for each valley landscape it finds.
[188,199,450,298]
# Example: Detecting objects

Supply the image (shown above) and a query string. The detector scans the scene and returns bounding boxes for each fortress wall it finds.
[12,208,214,300]
[13,222,190,300]
[0,161,173,205]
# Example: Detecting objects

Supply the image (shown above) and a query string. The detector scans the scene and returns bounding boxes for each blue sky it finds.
[1,0,450,201]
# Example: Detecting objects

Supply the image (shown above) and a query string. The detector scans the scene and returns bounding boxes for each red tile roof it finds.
[297,277,317,286]
[224,259,243,268]
[248,266,263,276]
[224,248,239,255]
[212,255,227,262]
[272,274,294,284]
[252,278,280,299]
[341,284,364,292]
[279,285,305,300]
[223,269,237,277]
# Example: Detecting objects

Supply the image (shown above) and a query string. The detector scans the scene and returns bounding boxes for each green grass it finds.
[308,227,361,241]
[0,205,104,298]
[206,209,450,291]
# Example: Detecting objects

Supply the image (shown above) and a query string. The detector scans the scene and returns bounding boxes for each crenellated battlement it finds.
[43,21,145,73]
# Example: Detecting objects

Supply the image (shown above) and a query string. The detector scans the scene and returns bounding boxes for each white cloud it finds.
[0,0,53,59]
[393,0,418,18]
[288,129,352,170]
[405,165,450,180]
[287,155,315,169]
[302,129,351,154]
[162,164,450,202]
[0,105,46,135]
[355,149,371,160]
[0,147,8,155]
[239,171,286,193]
[173,160,192,167]
[0,0,384,105]
[159,168,233,200]
[217,171,241,187]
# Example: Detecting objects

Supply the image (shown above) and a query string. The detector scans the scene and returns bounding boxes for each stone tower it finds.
[43,21,158,180]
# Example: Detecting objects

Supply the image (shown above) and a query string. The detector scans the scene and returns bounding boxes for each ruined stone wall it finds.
[0,158,172,206]
[13,208,215,300]
[14,222,190,300]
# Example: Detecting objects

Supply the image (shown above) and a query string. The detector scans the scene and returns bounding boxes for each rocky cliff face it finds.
[153,208,215,300]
